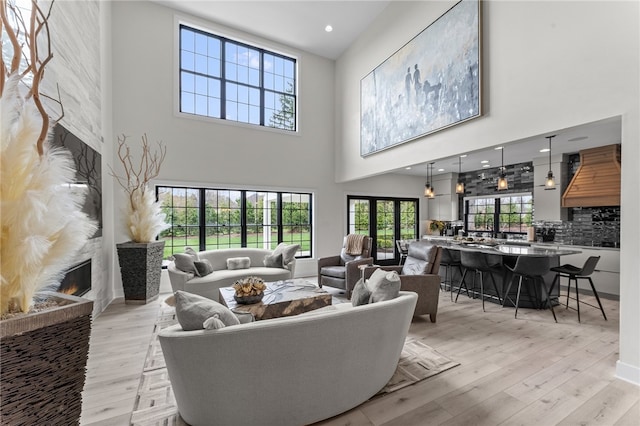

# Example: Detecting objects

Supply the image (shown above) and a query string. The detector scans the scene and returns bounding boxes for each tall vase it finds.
[116,240,165,304]
[0,292,93,425]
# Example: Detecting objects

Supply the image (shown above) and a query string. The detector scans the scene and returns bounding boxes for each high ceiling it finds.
[151,0,622,177]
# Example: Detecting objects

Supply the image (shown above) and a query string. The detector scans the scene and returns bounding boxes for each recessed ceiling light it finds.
[438,168,445,172]
[405,166,411,170]
[540,148,550,152]
[325,25,333,32]
[494,146,503,150]
[482,164,491,168]
[568,136,588,142]
[481,160,489,164]
[460,154,467,158]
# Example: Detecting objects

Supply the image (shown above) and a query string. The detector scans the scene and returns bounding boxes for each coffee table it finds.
[218,279,332,320]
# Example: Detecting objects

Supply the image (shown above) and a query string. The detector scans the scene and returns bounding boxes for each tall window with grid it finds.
[464,193,533,235]
[179,25,297,131]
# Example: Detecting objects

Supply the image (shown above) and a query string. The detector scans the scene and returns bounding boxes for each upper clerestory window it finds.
[179,24,297,131]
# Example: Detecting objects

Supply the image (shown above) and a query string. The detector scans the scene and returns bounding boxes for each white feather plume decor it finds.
[126,185,170,243]
[0,75,97,315]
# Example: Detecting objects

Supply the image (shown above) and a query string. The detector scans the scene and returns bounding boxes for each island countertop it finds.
[422,237,582,257]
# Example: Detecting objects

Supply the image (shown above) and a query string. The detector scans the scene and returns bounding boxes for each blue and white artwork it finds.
[360,0,481,156]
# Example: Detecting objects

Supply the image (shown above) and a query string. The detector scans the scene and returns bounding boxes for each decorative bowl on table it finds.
[232,276,267,305]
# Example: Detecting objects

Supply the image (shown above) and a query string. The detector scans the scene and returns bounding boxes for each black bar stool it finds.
[503,256,556,321]
[549,256,607,322]
[440,248,463,301]
[455,251,503,311]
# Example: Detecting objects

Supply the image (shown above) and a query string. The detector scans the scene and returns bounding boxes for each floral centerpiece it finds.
[233,276,267,304]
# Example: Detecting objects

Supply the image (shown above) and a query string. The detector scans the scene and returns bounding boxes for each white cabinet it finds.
[533,154,568,221]
[427,173,459,221]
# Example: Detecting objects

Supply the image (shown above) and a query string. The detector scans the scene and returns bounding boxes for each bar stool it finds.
[503,256,556,321]
[549,256,607,322]
[455,251,503,311]
[440,248,463,301]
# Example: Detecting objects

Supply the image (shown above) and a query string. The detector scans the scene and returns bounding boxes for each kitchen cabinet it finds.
[427,173,459,221]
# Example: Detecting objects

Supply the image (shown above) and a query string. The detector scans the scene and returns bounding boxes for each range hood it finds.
[562,144,621,207]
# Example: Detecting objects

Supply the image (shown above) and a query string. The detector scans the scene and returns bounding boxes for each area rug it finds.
[129,303,459,425]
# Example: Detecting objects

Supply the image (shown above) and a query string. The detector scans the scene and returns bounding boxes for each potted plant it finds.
[1,1,96,423]
[110,134,169,304]
[429,220,446,236]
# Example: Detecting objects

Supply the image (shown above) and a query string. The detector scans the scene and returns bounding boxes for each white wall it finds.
[110,1,425,284]
[336,1,639,384]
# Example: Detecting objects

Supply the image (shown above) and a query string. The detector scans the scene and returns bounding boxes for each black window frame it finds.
[464,193,533,235]
[179,24,297,131]
[157,185,312,258]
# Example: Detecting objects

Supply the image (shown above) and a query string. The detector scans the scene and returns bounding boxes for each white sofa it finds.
[158,291,418,426]
[167,248,295,302]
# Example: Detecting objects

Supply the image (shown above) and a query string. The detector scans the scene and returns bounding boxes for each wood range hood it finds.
[562,144,621,207]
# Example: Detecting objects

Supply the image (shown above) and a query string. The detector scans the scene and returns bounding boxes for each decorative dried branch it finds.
[1,0,62,155]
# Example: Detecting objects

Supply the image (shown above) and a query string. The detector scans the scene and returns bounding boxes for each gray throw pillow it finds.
[173,253,199,275]
[272,243,300,266]
[184,246,199,260]
[174,290,240,331]
[227,257,251,270]
[263,252,284,268]
[367,268,401,303]
[193,259,214,276]
[351,278,371,307]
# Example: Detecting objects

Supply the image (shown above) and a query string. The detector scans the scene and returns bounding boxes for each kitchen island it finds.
[422,236,582,309]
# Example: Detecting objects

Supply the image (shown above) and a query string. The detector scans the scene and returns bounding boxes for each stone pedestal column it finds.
[117,240,165,304]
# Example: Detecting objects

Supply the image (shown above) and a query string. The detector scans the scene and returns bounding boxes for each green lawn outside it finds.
[162,233,311,258]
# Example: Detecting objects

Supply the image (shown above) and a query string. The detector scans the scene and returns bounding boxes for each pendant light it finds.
[428,162,435,198]
[497,147,508,190]
[455,155,464,194]
[545,135,556,190]
[424,164,432,197]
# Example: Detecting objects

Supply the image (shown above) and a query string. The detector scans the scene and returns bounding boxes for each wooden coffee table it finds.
[218,279,332,320]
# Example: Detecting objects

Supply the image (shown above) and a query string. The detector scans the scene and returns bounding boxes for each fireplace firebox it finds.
[59,259,91,297]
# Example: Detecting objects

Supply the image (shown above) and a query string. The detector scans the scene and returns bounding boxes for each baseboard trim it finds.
[615,360,640,386]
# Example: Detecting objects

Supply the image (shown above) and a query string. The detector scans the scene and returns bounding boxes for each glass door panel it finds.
[376,200,395,262]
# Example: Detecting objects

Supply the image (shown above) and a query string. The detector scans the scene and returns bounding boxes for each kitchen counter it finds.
[422,236,620,251]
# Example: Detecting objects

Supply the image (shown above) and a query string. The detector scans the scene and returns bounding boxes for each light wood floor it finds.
[80,283,639,426]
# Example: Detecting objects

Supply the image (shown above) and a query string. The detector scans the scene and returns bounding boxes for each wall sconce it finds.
[497,147,508,190]
[545,135,556,190]
[455,155,464,194]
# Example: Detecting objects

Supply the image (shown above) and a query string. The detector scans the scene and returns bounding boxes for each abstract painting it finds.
[361,0,481,156]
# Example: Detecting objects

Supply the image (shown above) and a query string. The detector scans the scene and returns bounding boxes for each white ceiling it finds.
[151,0,391,60]
[151,0,622,178]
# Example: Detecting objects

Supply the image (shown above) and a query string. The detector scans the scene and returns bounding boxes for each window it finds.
[347,196,419,265]
[465,193,533,235]
[179,25,297,131]
[158,186,311,258]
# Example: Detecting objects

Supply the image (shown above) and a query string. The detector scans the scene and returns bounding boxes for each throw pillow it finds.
[173,253,199,276]
[174,290,240,331]
[351,278,371,307]
[193,259,214,276]
[272,243,300,267]
[227,257,251,270]
[184,246,199,260]
[263,252,284,268]
[367,268,401,303]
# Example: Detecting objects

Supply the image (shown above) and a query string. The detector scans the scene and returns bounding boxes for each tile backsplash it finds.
[534,206,620,247]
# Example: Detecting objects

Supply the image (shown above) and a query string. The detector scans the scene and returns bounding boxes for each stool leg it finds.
[566,276,572,309]
[502,274,517,308]
[587,277,607,320]
[455,269,469,302]
[514,275,523,319]
[540,277,557,323]
[480,271,485,312]
[574,277,581,323]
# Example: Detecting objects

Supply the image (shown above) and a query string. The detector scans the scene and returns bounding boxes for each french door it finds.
[347,196,419,265]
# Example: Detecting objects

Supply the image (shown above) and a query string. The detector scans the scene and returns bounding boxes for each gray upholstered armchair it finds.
[364,240,442,322]
[317,236,373,299]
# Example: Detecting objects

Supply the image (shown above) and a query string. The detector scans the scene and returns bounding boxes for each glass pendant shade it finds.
[455,156,464,194]
[424,184,431,197]
[497,148,508,190]
[428,163,435,198]
[544,135,557,190]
